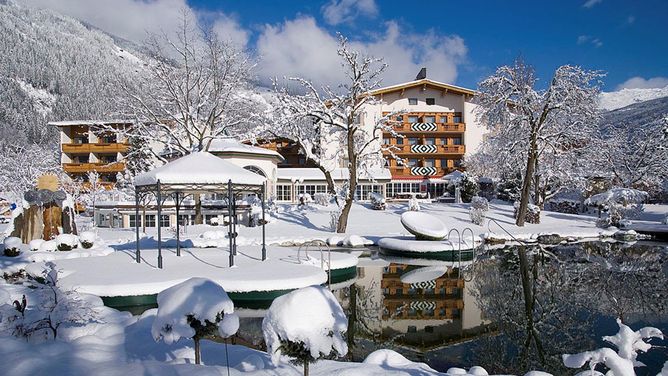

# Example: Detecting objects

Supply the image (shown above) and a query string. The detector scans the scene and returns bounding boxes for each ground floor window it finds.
[145,214,156,227]
[386,182,420,197]
[129,214,140,228]
[159,215,170,227]
[276,185,292,201]
[178,214,196,225]
[297,184,327,197]
[355,184,382,201]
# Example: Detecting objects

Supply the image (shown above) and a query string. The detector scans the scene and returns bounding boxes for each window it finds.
[424,159,435,167]
[99,155,116,163]
[407,115,419,123]
[276,185,292,201]
[441,159,450,168]
[145,215,156,227]
[452,137,462,145]
[383,138,391,145]
[243,165,266,177]
[396,137,404,145]
[424,115,435,123]
[178,214,195,226]
[395,115,404,122]
[453,114,462,123]
[408,138,418,145]
[298,156,306,165]
[129,214,140,228]
[160,215,170,227]
[297,184,326,197]
[408,98,418,105]
[426,98,435,105]
[73,136,89,144]
[408,158,418,167]
[425,138,435,145]
[74,156,89,164]
[440,114,450,123]
[454,159,463,167]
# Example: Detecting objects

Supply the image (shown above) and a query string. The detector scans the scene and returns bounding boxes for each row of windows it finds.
[276,184,383,201]
[395,113,463,123]
[397,159,463,168]
[129,214,169,228]
[129,214,226,227]
[386,183,421,197]
[383,137,462,146]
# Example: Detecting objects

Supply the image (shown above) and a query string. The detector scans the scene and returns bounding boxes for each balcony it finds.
[62,143,129,154]
[63,162,125,174]
[386,123,466,133]
[387,166,458,177]
[384,144,465,154]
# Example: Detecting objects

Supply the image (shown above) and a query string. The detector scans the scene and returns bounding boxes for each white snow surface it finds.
[134,152,266,186]
[151,278,235,344]
[3,236,21,250]
[262,285,348,366]
[79,231,97,244]
[378,237,475,253]
[399,266,447,284]
[208,138,284,160]
[598,85,668,111]
[400,211,448,239]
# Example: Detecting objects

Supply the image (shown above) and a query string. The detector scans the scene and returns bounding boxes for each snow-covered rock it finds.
[28,239,45,251]
[262,285,347,366]
[400,211,448,240]
[151,277,235,344]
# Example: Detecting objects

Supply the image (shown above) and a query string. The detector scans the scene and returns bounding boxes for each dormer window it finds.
[408,98,418,105]
[426,98,435,105]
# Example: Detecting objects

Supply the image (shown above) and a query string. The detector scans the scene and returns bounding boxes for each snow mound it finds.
[3,237,22,250]
[400,212,447,240]
[399,266,447,284]
[79,231,97,244]
[39,240,57,252]
[378,237,473,253]
[262,285,347,365]
[29,239,45,251]
[235,354,266,371]
[364,349,415,367]
[151,278,235,344]
[55,234,79,247]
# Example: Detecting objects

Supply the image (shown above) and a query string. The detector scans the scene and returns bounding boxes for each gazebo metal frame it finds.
[133,179,268,269]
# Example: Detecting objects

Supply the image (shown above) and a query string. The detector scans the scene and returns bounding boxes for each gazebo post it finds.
[135,187,140,263]
[227,179,234,267]
[232,187,237,256]
[175,191,181,257]
[157,180,163,269]
[261,181,267,261]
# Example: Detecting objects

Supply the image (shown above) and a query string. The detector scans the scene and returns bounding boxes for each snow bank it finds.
[3,236,21,250]
[378,237,474,253]
[29,239,45,251]
[400,211,447,240]
[399,266,447,284]
[262,285,347,365]
[151,277,235,344]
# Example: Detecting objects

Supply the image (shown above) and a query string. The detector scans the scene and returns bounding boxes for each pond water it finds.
[232,241,668,375]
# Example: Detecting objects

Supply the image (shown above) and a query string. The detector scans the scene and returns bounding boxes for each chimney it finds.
[415,67,427,80]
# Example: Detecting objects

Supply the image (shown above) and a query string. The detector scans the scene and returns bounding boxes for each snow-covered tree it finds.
[270,36,401,232]
[475,59,602,225]
[151,278,239,365]
[585,187,648,227]
[262,285,348,376]
[0,144,59,201]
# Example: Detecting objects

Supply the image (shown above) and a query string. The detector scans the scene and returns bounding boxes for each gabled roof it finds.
[134,152,266,187]
[367,79,476,97]
[208,138,284,162]
[48,120,132,127]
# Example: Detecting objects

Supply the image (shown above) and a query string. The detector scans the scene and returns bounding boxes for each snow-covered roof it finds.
[442,170,465,180]
[367,79,476,97]
[277,168,391,182]
[208,138,284,161]
[134,152,266,187]
[48,120,132,127]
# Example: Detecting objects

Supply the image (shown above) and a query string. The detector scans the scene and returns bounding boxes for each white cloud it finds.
[616,76,668,90]
[321,0,378,25]
[583,0,603,8]
[626,15,635,25]
[577,35,602,48]
[16,0,248,48]
[256,17,467,89]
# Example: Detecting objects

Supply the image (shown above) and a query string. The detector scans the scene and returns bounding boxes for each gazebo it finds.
[133,152,268,269]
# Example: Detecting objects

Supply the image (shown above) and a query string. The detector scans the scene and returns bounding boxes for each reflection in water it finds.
[226,241,667,374]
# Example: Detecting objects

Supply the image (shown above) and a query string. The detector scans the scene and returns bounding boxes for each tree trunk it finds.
[337,129,357,233]
[516,128,538,227]
[194,337,201,365]
[303,361,309,376]
[533,158,542,209]
[347,283,357,361]
[142,205,147,233]
[319,166,339,206]
[194,194,203,225]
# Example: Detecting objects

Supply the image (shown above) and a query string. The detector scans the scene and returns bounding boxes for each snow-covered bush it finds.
[496,175,522,202]
[329,211,340,232]
[513,201,540,224]
[313,193,330,206]
[3,237,22,257]
[151,278,238,365]
[39,240,57,252]
[662,214,668,225]
[78,231,96,249]
[369,192,386,210]
[585,188,648,227]
[456,172,479,203]
[209,217,219,226]
[562,318,663,375]
[55,234,78,252]
[408,195,420,211]
[262,286,347,376]
[469,196,489,226]
[28,239,44,252]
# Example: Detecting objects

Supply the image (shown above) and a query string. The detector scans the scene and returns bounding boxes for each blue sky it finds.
[20,0,668,91]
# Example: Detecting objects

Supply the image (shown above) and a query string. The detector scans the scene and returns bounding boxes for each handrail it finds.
[297,240,332,288]
[447,228,462,278]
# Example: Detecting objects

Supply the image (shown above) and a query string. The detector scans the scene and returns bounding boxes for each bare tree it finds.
[270,36,400,232]
[475,59,602,225]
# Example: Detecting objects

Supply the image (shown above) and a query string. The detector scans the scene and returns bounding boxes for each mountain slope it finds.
[598,85,668,111]
[601,96,668,128]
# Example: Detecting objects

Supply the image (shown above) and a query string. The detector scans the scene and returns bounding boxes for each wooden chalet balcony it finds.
[63,162,125,173]
[387,122,466,133]
[384,144,466,154]
[62,143,129,154]
[387,166,458,177]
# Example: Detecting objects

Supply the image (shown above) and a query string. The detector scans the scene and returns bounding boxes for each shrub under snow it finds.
[3,237,22,257]
[262,285,347,375]
[151,277,238,365]
[78,231,96,249]
[585,188,648,227]
[469,196,489,226]
[313,193,330,206]
[55,234,78,252]
[29,239,45,252]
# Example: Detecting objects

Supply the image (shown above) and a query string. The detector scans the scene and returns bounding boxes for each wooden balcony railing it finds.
[63,162,125,174]
[387,166,459,177]
[62,143,129,154]
[383,144,465,154]
[385,122,466,133]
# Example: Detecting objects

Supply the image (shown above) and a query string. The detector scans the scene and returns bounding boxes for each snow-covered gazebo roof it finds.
[134,151,266,193]
[208,138,284,162]
[442,170,464,181]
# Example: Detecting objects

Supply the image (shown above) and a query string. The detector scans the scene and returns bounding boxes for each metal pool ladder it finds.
[447,227,477,281]
[297,240,332,288]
